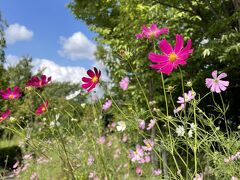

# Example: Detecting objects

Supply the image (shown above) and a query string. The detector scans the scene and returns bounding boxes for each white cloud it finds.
[32,58,87,84]
[5,54,109,97]
[58,32,96,61]
[5,23,33,44]
[5,54,21,67]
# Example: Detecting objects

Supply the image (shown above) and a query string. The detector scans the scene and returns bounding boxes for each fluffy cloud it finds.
[32,58,87,84]
[5,54,21,67]
[58,32,96,61]
[5,23,33,44]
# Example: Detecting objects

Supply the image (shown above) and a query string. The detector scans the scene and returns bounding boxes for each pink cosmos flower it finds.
[205,70,229,93]
[224,151,240,163]
[148,34,193,74]
[30,172,38,180]
[153,169,162,176]
[1,86,21,100]
[136,23,169,39]
[138,119,145,130]
[35,101,48,116]
[82,67,101,92]
[122,134,128,142]
[97,136,106,144]
[174,104,185,114]
[177,90,196,104]
[128,144,144,163]
[144,155,151,163]
[119,77,129,90]
[147,119,156,130]
[26,75,51,88]
[102,99,112,111]
[87,155,94,166]
[142,139,154,151]
[135,166,143,176]
[193,173,203,180]
[0,109,11,124]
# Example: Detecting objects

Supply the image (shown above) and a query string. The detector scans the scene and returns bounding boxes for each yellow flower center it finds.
[39,80,42,86]
[92,76,98,83]
[214,79,219,83]
[168,53,177,62]
[147,143,152,148]
[9,94,15,99]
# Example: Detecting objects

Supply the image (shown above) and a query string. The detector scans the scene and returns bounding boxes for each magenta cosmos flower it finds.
[0,109,11,124]
[136,23,169,39]
[26,75,51,88]
[102,99,112,111]
[1,86,21,100]
[148,34,193,74]
[205,70,229,93]
[119,77,129,90]
[35,101,48,116]
[82,67,101,92]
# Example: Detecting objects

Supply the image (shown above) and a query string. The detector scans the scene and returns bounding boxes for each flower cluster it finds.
[224,151,240,163]
[129,139,154,164]
[174,90,196,113]
[0,75,51,125]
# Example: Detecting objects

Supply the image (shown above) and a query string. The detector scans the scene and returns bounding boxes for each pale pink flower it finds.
[135,166,143,176]
[142,139,154,151]
[231,176,239,180]
[174,104,185,114]
[119,77,129,90]
[193,173,203,180]
[107,140,112,147]
[224,151,240,163]
[144,155,151,163]
[89,171,97,179]
[138,119,145,130]
[23,153,33,160]
[122,134,128,142]
[128,144,144,162]
[30,172,38,180]
[102,99,112,111]
[153,169,162,176]
[147,119,156,130]
[205,70,229,93]
[87,155,94,166]
[97,136,106,144]
[136,23,168,39]
[13,161,19,169]
[177,90,196,104]
[21,163,30,171]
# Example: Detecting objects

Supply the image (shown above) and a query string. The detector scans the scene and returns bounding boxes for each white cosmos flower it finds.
[116,121,126,132]
[188,130,193,138]
[176,126,185,137]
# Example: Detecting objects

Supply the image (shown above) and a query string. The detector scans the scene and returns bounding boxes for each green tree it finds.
[68,0,240,122]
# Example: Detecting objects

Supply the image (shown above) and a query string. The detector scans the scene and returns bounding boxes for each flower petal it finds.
[217,72,227,80]
[158,63,173,74]
[87,69,95,77]
[174,34,183,54]
[159,39,173,55]
[148,52,168,63]
[211,70,218,79]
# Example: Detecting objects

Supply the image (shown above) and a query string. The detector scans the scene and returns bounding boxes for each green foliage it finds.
[68,0,240,122]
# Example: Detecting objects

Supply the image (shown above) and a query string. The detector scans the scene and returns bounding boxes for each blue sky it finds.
[0,0,103,83]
